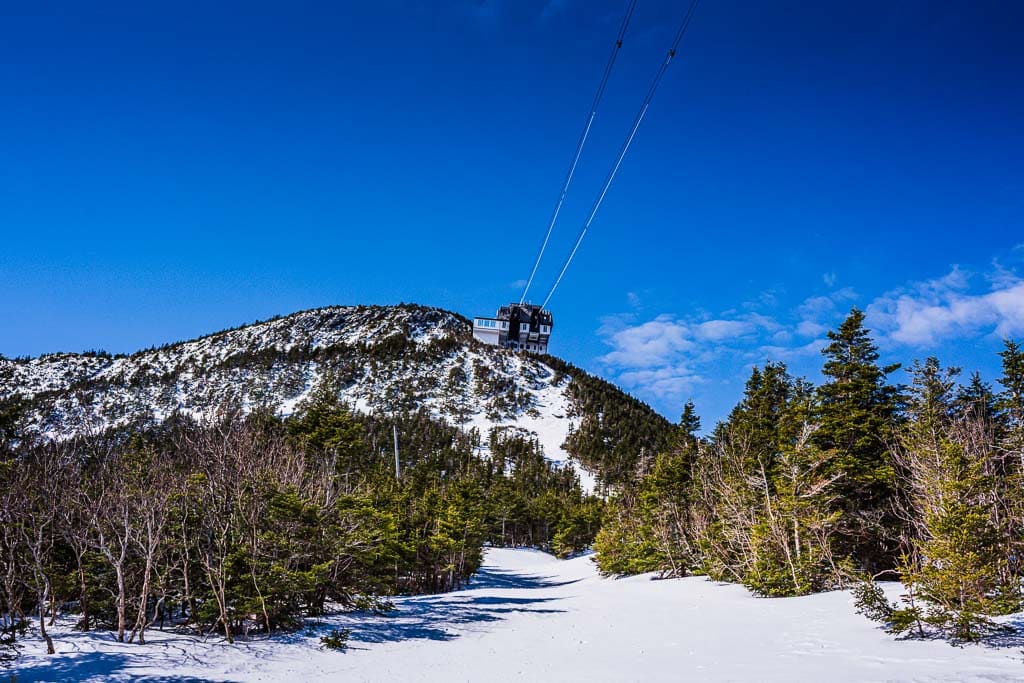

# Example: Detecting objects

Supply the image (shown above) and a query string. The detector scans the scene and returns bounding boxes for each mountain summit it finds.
[1,304,670,489]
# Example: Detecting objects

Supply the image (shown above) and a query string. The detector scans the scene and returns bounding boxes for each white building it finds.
[473,303,553,354]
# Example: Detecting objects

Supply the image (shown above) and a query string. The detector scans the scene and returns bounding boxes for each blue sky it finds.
[2,1,1022,426]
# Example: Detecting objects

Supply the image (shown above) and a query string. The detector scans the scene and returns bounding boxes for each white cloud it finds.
[509,279,528,289]
[599,316,695,369]
[617,364,704,401]
[695,319,754,341]
[794,287,857,337]
[758,337,829,361]
[866,266,1024,347]
[597,285,866,412]
[594,259,1023,419]
[598,312,785,406]
[823,272,837,287]
[796,320,828,337]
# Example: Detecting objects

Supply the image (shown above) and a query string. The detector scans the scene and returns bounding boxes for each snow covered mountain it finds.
[0,304,668,489]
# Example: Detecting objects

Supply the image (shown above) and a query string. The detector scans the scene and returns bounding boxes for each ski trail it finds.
[10,549,1024,682]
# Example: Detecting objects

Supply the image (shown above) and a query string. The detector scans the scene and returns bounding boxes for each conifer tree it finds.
[745,379,845,596]
[594,400,703,577]
[882,358,1017,641]
[719,362,793,475]
[996,339,1024,580]
[997,340,1024,432]
[0,396,22,449]
[676,400,701,449]
[814,308,902,572]
[957,372,999,425]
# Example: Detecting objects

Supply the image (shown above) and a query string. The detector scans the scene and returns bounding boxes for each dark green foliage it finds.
[995,340,1024,583]
[593,490,667,576]
[0,396,23,447]
[814,308,903,573]
[0,377,602,653]
[881,358,1020,642]
[595,400,701,578]
[481,429,600,557]
[686,368,847,596]
[0,618,28,663]
[853,580,895,624]
[997,339,1024,429]
[320,627,351,651]
[957,372,998,424]
[538,356,672,488]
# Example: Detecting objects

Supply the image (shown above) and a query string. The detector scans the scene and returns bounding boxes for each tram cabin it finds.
[472,303,553,354]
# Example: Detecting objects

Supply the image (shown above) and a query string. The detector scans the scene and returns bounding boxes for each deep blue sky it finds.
[3,1,1023,426]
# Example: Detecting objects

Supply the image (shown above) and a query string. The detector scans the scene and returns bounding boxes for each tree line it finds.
[594,309,1024,643]
[0,381,600,661]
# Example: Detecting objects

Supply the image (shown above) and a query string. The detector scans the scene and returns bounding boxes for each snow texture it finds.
[1,305,595,491]
[10,548,1024,682]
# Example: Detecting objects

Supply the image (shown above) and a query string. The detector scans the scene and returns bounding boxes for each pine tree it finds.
[0,396,23,449]
[719,362,793,476]
[997,340,1024,432]
[594,400,704,577]
[995,339,1024,581]
[676,400,701,449]
[592,489,666,576]
[814,308,902,572]
[744,379,845,596]
[886,358,1016,641]
[957,372,999,425]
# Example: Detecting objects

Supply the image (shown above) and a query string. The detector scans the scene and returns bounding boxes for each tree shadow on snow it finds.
[884,615,1024,650]
[978,616,1024,650]
[341,591,567,645]
[7,651,214,683]
[320,568,572,647]
[468,566,580,590]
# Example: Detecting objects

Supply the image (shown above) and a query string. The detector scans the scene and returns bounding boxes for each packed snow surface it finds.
[11,549,1024,682]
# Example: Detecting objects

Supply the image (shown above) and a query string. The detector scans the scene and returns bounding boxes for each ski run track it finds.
[10,548,1024,682]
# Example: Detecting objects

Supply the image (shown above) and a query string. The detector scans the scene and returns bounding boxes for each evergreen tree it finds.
[594,400,704,577]
[0,396,23,449]
[995,339,1024,581]
[676,400,701,449]
[719,362,793,476]
[878,358,1018,641]
[745,379,845,596]
[997,339,1024,432]
[814,308,902,572]
[956,372,999,426]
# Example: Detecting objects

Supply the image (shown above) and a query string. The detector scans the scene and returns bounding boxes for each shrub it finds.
[320,628,352,651]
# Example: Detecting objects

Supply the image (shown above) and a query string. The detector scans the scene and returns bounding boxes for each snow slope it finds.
[10,549,1023,682]
[2,305,605,490]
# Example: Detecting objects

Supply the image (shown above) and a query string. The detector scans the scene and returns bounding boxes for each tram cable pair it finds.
[519,0,703,310]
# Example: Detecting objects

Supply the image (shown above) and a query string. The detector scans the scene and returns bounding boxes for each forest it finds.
[0,382,600,661]
[3,306,1022,664]
[595,309,1024,643]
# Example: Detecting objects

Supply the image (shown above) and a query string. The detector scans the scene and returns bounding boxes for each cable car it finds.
[473,303,553,354]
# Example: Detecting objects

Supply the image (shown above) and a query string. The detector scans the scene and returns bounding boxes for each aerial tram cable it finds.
[518,0,639,306]
[540,0,702,310]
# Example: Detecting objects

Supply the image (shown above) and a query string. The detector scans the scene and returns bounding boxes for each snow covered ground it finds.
[10,548,1024,682]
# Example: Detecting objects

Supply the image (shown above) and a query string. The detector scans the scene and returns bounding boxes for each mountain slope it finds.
[1,304,670,489]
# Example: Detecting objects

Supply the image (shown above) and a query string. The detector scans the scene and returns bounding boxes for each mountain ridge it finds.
[1,304,671,489]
